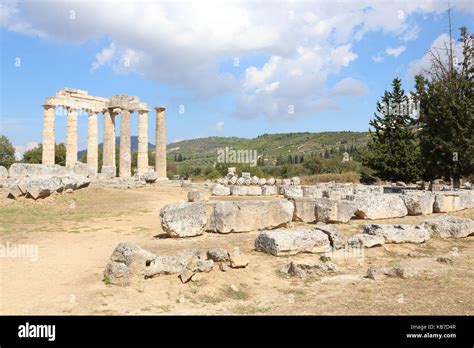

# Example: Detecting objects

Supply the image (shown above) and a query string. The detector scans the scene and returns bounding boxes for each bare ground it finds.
[0,185,473,315]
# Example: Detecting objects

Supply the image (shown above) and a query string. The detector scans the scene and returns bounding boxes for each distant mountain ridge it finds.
[78,132,370,165]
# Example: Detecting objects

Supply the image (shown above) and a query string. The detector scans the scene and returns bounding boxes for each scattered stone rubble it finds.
[104,242,249,285]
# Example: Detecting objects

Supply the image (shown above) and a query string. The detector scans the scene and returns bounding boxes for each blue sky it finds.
[0,0,473,157]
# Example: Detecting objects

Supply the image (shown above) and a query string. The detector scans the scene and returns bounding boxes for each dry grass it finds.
[300,171,360,184]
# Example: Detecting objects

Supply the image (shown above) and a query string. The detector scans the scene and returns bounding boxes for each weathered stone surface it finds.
[236,177,245,185]
[228,175,238,185]
[251,176,259,185]
[0,165,8,179]
[246,186,262,196]
[266,177,276,185]
[187,190,201,202]
[196,259,214,273]
[229,255,249,268]
[255,228,330,256]
[347,233,385,248]
[291,176,300,185]
[283,186,303,199]
[384,266,419,279]
[315,222,347,249]
[7,182,23,199]
[8,163,70,178]
[160,202,207,237]
[206,248,230,262]
[257,178,267,186]
[354,194,408,219]
[363,224,430,244]
[104,261,130,286]
[211,184,231,196]
[230,185,248,196]
[104,242,157,284]
[282,179,291,186]
[138,172,158,183]
[209,200,294,233]
[423,215,474,239]
[315,198,357,223]
[433,193,461,213]
[402,192,435,215]
[145,250,201,277]
[301,186,325,198]
[457,190,474,210]
[285,260,337,278]
[291,197,318,222]
[261,185,278,196]
[178,268,195,283]
[99,165,116,179]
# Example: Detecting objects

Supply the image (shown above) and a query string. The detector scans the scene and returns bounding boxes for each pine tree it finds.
[413,26,474,186]
[363,78,422,182]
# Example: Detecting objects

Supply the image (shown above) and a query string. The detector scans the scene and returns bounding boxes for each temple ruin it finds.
[41,88,167,178]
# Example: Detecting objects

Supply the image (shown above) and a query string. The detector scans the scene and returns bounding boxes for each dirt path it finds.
[1,185,473,315]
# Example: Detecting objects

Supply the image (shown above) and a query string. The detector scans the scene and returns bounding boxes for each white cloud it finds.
[372,55,384,63]
[386,45,406,58]
[1,0,471,120]
[329,78,369,97]
[14,141,38,160]
[401,25,420,42]
[406,33,463,79]
[90,43,116,72]
[215,121,224,131]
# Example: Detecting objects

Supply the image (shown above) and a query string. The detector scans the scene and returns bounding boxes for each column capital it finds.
[154,106,166,112]
[138,108,150,113]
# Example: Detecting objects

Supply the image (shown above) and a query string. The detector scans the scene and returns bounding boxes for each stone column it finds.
[137,108,150,175]
[119,109,131,178]
[42,103,56,165]
[154,106,167,178]
[87,110,99,176]
[65,107,78,167]
[102,109,116,175]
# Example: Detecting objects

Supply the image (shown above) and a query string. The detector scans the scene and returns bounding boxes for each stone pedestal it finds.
[154,106,167,178]
[66,107,78,167]
[119,109,131,178]
[42,104,55,165]
[102,109,116,175]
[137,109,149,175]
[87,110,99,176]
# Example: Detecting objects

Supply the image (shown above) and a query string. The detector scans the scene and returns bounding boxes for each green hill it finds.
[167,131,370,166]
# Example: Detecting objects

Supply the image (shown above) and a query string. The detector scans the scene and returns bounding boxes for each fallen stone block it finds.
[363,224,430,244]
[315,222,347,249]
[255,228,330,256]
[302,186,325,198]
[8,163,71,178]
[212,184,230,196]
[347,234,385,248]
[354,194,408,219]
[284,260,337,278]
[433,193,461,213]
[315,198,357,223]
[261,185,278,196]
[187,190,201,202]
[230,185,248,196]
[423,215,474,239]
[209,199,294,233]
[145,250,202,277]
[206,248,230,262]
[229,254,249,268]
[291,197,318,222]
[0,165,8,179]
[160,202,207,237]
[402,191,434,215]
[283,186,303,199]
[247,186,262,196]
